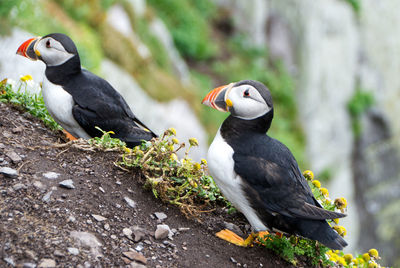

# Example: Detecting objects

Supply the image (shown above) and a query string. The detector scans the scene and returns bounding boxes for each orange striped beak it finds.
[202,83,234,112]
[16,37,40,60]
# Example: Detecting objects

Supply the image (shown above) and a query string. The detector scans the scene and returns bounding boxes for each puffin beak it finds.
[16,37,41,60]
[202,83,234,112]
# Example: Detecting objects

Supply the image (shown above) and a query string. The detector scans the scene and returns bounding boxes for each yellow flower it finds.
[201,158,207,165]
[333,218,339,224]
[189,180,198,188]
[312,180,321,188]
[123,147,132,153]
[344,253,353,264]
[189,137,199,146]
[333,225,347,237]
[368,262,378,268]
[172,138,179,144]
[303,170,314,180]
[352,258,359,265]
[320,187,329,197]
[193,162,201,171]
[358,258,365,264]
[337,257,346,266]
[168,145,175,151]
[167,127,177,136]
[368,248,379,259]
[136,149,144,156]
[324,199,331,205]
[20,74,33,82]
[169,153,178,161]
[334,197,347,209]
[362,253,371,262]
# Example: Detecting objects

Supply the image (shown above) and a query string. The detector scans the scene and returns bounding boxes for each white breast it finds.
[207,129,267,231]
[42,76,91,139]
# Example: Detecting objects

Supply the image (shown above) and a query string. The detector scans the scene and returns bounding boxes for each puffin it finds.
[202,80,347,250]
[16,33,156,147]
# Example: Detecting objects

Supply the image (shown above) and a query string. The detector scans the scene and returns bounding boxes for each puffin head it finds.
[202,80,273,120]
[16,33,79,67]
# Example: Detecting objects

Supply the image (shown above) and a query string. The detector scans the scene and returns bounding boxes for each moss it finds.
[347,88,374,137]
[122,2,171,70]
[147,0,218,60]
[343,0,361,14]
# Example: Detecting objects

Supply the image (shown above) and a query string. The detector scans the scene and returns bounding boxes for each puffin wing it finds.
[60,70,156,142]
[233,139,345,220]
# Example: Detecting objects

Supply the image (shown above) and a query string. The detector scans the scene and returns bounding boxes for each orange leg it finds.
[216,229,270,247]
[63,130,77,141]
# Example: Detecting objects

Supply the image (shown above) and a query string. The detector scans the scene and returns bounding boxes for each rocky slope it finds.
[0,102,295,267]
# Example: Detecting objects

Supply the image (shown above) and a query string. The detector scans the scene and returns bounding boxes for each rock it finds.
[104,223,110,231]
[68,247,80,255]
[25,249,37,260]
[53,250,64,257]
[92,214,107,222]
[38,258,56,268]
[123,228,133,240]
[43,172,60,180]
[0,167,18,178]
[22,263,36,268]
[70,231,102,258]
[154,212,167,221]
[135,243,144,252]
[67,215,76,223]
[178,227,190,232]
[154,224,171,240]
[133,229,146,242]
[33,180,45,190]
[124,196,136,208]
[99,186,105,193]
[13,183,25,191]
[123,251,147,264]
[11,126,23,133]
[122,257,131,265]
[59,179,75,189]
[3,257,15,266]
[42,191,53,203]
[128,262,147,268]
[6,149,22,163]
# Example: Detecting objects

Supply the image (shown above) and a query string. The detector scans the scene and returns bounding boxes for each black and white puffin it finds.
[202,80,347,250]
[16,33,156,147]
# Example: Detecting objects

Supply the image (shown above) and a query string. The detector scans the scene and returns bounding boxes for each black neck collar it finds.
[220,109,274,139]
[45,55,81,85]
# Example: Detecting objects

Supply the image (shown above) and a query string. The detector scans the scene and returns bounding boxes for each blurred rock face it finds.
[213,0,400,265]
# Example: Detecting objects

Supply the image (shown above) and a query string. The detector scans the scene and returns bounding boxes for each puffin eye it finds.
[46,40,51,48]
[243,89,250,97]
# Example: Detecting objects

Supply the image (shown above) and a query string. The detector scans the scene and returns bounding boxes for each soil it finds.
[0,102,296,268]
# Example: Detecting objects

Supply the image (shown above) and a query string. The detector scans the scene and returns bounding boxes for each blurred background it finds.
[0,0,399,266]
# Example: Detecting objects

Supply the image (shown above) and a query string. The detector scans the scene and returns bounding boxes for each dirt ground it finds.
[0,102,298,268]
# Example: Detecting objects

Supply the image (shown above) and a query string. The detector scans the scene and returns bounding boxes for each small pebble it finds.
[38,258,56,268]
[68,247,79,255]
[154,212,167,221]
[92,214,107,222]
[0,167,18,178]
[43,172,60,180]
[42,191,53,203]
[124,196,136,208]
[59,179,75,189]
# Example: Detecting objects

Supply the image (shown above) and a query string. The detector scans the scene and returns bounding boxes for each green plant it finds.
[348,88,374,137]
[88,126,127,150]
[0,77,61,130]
[119,128,228,216]
[343,0,361,13]
[147,0,218,60]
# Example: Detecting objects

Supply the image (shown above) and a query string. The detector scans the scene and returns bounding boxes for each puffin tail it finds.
[299,219,348,250]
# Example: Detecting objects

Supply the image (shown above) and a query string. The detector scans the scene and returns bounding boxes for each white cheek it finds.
[42,49,74,66]
[229,93,270,120]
